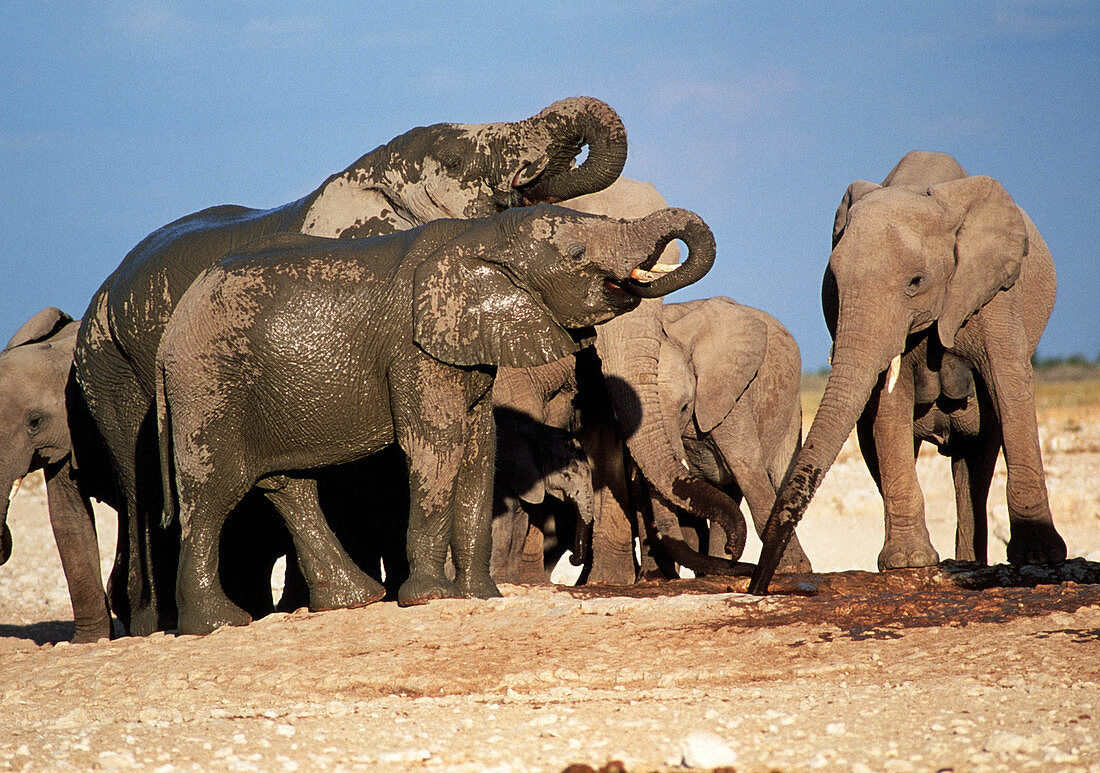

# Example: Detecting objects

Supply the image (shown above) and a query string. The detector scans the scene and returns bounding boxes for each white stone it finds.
[680,730,737,768]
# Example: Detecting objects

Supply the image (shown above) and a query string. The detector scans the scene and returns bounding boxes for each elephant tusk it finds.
[681,458,690,471]
[886,354,902,394]
[9,478,22,502]
[630,262,680,282]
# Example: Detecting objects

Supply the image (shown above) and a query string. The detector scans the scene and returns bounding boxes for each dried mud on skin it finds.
[566,559,1100,637]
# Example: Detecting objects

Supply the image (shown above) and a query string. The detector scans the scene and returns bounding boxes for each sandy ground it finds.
[1,371,1098,772]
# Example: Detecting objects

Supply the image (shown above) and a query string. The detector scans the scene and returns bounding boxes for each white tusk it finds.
[629,262,680,282]
[886,354,902,394]
[681,459,690,471]
[9,478,23,502]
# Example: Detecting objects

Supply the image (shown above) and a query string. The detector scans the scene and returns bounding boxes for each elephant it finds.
[0,308,111,642]
[154,203,717,635]
[636,297,809,576]
[568,181,768,579]
[750,150,1067,595]
[491,357,594,584]
[72,97,628,634]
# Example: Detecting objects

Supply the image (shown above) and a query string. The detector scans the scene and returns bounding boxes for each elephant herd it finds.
[0,97,1067,642]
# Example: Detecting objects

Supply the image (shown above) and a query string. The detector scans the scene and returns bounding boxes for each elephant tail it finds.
[155,359,177,530]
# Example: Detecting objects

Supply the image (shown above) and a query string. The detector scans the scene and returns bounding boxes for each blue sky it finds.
[2,2,1097,369]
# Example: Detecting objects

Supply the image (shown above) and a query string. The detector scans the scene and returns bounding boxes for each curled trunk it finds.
[519,97,628,203]
[622,208,717,298]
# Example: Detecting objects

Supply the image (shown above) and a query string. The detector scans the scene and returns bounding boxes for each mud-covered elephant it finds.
[0,308,111,642]
[636,297,809,577]
[751,151,1066,594]
[73,97,629,634]
[155,203,716,635]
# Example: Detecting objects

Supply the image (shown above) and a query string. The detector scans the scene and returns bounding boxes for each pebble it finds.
[679,730,737,768]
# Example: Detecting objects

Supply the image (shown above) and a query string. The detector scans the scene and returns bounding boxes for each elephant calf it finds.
[156,203,716,635]
[0,309,111,643]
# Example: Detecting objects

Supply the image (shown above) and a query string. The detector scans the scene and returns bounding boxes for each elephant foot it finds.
[176,597,252,636]
[457,571,503,600]
[878,537,940,571]
[1007,522,1067,566]
[71,613,113,644]
[397,573,463,607]
[127,604,163,637]
[309,572,386,612]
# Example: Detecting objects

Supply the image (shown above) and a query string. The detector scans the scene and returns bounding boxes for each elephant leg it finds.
[261,476,386,612]
[447,397,501,600]
[518,511,547,584]
[978,337,1066,565]
[583,422,637,585]
[711,411,812,573]
[44,460,112,643]
[870,375,939,570]
[175,473,254,636]
[491,491,527,583]
[951,432,999,564]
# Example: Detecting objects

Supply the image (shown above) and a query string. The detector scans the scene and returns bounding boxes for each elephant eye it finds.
[566,243,586,262]
[26,413,44,436]
[906,273,925,295]
[440,151,464,171]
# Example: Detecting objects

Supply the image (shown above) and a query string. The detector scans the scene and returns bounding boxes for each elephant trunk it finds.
[518,97,628,203]
[749,312,905,594]
[595,302,748,566]
[622,208,717,298]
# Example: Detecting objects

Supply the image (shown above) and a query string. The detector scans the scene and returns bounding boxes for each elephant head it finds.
[0,308,79,565]
[303,97,628,238]
[750,152,1033,593]
[413,204,716,370]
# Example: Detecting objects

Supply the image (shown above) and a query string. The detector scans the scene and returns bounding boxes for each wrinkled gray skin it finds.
[639,297,809,576]
[0,309,111,643]
[491,358,593,584]
[73,97,628,634]
[156,204,716,635]
[751,151,1066,594]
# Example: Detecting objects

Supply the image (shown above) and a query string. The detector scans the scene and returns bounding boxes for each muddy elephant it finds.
[73,97,628,634]
[0,309,112,642]
[155,204,716,635]
[637,297,809,576]
[751,151,1066,594]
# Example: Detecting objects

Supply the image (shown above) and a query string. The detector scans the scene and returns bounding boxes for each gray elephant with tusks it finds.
[74,97,629,634]
[751,151,1066,594]
[156,204,716,635]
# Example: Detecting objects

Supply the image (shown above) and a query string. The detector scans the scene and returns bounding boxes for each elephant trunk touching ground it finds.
[595,210,749,571]
[750,306,904,593]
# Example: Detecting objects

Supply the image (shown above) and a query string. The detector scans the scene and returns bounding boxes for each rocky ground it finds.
[1,369,1098,772]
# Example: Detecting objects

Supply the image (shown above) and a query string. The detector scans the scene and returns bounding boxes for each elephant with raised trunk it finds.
[73,97,628,634]
[155,204,715,635]
[0,309,111,642]
[751,151,1066,594]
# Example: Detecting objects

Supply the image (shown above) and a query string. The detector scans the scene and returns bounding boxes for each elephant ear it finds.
[662,297,767,434]
[832,180,880,248]
[4,307,74,351]
[930,175,1027,349]
[413,244,582,369]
